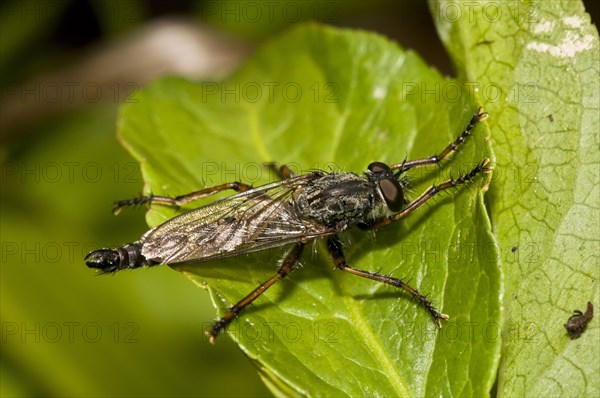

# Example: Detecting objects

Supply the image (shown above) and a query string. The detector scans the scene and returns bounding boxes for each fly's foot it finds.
[413,290,449,328]
[206,323,221,345]
[206,317,232,345]
[113,195,152,215]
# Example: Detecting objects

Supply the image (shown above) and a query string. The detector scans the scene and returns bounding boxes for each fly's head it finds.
[366,162,409,212]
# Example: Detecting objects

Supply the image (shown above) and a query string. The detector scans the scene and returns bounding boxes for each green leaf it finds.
[430,0,599,396]
[119,23,500,396]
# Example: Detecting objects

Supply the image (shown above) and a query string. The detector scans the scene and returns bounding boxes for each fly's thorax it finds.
[293,172,379,229]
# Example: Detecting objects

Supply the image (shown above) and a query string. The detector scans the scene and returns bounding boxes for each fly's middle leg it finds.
[327,236,449,327]
[113,181,252,214]
[207,242,305,344]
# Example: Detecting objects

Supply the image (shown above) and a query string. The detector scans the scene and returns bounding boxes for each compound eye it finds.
[378,178,404,212]
[368,162,390,173]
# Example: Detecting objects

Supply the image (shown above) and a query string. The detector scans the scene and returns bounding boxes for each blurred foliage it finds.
[197,0,365,40]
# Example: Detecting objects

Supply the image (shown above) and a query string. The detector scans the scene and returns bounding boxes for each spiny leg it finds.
[327,236,448,327]
[113,181,252,214]
[372,158,491,229]
[390,107,488,172]
[207,242,305,344]
[116,162,298,215]
[265,163,296,180]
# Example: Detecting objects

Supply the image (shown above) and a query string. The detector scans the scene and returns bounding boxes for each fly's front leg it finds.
[327,236,449,327]
[370,158,491,229]
[113,181,252,215]
[390,107,488,172]
[207,242,305,344]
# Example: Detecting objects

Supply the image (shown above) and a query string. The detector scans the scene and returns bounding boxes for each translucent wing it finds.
[140,172,335,265]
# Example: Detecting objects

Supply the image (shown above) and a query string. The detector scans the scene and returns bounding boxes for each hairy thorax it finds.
[294,173,377,229]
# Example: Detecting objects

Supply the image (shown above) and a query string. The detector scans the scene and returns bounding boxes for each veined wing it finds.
[140,172,334,265]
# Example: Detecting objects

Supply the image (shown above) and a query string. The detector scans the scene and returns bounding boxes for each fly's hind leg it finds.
[327,236,448,327]
[115,163,297,214]
[207,242,305,344]
[113,181,252,215]
[265,163,296,180]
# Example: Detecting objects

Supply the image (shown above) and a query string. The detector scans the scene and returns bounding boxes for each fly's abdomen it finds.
[85,242,152,273]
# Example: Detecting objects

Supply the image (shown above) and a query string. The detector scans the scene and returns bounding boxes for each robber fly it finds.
[86,108,490,344]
